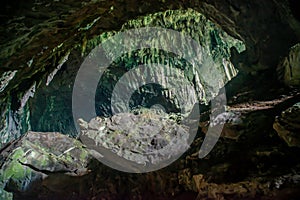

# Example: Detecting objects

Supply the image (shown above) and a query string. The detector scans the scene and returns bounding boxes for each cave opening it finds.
[28,9,244,138]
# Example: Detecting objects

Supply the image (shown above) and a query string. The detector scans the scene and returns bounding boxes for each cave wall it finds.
[0,0,299,145]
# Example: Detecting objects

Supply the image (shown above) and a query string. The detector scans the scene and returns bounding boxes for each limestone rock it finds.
[0,131,91,197]
[200,111,244,140]
[273,102,300,147]
[79,108,190,167]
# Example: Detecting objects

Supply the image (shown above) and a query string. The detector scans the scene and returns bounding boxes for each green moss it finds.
[84,9,244,83]
[79,148,90,162]
[1,148,32,181]
[0,187,13,200]
[0,148,33,196]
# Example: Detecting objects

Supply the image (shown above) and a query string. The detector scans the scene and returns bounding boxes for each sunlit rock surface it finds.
[93,9,244,116]
[78,108,190,169]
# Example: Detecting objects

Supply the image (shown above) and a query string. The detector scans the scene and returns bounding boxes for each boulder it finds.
[199,111,244,141]
[0,131,91,199]
[78,108,192,172]
[273,102,300,147]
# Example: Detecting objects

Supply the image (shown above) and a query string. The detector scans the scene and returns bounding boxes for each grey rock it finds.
[78,108,190,166]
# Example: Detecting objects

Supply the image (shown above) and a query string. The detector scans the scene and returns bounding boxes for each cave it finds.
[0,0,300,199]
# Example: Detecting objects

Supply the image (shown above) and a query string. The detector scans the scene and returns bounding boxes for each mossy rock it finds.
[0,131,91,197]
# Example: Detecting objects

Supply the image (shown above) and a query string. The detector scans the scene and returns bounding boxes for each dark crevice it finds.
[18,160,73,175]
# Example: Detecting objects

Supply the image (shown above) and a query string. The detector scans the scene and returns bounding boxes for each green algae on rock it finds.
[0,131,91,198]
[86,9,245,104]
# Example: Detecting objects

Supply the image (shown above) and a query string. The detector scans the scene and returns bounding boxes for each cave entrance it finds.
[29,9,245,137]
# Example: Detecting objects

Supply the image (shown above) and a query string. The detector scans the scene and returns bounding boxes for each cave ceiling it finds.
[1,0,300,96]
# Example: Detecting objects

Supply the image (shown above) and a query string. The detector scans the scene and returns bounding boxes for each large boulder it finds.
[273,102,300,147]
[78,108,193,172]
[0,131,91,199]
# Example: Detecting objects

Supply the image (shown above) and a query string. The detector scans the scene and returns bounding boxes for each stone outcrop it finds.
[78,108,191,172]
[178,170,271,199]
[0,131,91,199]
[273,102,300,147]
[199,111,244,141]
[277,43,300,87]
